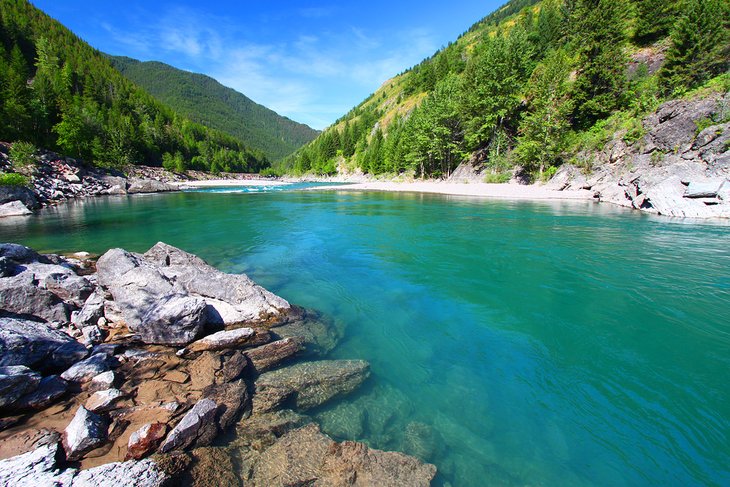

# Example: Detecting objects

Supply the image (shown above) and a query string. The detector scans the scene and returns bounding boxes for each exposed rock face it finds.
[63,406,108,461]
[551,92,730,218]
[126,422,168,460]
[0,185,40,210]
[159,398,219,452]
[0,317,88,372]
[253,360,370,413]
[249,423,436,487]
[138,294,208,346]
[0,366,41,408]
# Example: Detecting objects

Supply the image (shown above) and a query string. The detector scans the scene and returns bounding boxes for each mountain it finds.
[0,0,267,173]
[278,0,729,179]
[108,56,319,162]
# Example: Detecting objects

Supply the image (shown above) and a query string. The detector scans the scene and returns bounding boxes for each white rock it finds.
[0,201,32,218]
[63,406,108,461]
[85,388,125,413]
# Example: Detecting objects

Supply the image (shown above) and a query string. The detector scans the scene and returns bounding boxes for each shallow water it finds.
[2,188,729,486]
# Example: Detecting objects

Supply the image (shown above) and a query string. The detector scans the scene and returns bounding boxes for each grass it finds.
[0,172,30,187]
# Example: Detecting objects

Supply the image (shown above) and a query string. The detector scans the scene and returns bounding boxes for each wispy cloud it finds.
[98,6,436,129]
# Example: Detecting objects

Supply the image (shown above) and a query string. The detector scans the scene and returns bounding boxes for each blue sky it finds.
[32,1,504,130]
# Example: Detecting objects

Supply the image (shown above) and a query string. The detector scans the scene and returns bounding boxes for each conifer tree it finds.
[633,0,679,45]
[659,0,730,94]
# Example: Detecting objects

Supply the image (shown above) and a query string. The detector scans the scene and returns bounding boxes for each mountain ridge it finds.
[108,55,319,162]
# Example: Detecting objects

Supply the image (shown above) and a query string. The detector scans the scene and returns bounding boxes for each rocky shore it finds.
[0,242,436,486]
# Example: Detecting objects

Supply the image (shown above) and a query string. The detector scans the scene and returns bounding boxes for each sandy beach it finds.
[323,181,595,201]
[177,179,291,188]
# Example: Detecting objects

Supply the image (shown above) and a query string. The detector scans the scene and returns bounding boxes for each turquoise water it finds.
[1,188,729,486]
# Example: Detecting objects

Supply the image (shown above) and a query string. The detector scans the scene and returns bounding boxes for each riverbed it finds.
[1,187,728,486]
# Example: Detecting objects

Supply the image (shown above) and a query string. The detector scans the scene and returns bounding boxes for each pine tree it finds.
[570,0,629,128]
[633,0,679,45]
[659,0,730,94]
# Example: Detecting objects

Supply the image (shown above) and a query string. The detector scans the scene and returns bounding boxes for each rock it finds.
[253,360,370,413]
[182,327,256,353]
[127,178,177,194]
[12,375,68,410]
[0,441,75,485]
[82,324,104,344]
[402,422,443,462]
[684,179,725,198]
[71,289,106,328]
[43,272,94,307]
[86,388,125,413]
[63,406,108,461]
[189,447,239,487]
[218,350,248,383]
[201,380,251,431]
[316,401,365,441]
[0,200,32,217]
[273,312,341,356]
[0,256,11,277]
[0,185,40,210]
[249,423,436,487]
[138,294,207,345]
[0,365,41,408]
[0,275,69,322]
[643,96,720,152]
[0,243,44,263]
[125,422,168,460]
[61,353,118,383]
[159,398,218,452]
[89,370,117,391]
[73,458,169,486]
[234,409,311,451]
[143,242,291,324]
[95,248,143,288]
[0,317,88,371]
[243,337,304,374]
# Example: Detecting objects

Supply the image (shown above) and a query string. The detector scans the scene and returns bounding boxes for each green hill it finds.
[0,0,267,173]
[278,0,729,179]
[109,56,319,162]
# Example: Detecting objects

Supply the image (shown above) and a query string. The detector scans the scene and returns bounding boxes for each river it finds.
[1,186,729,486]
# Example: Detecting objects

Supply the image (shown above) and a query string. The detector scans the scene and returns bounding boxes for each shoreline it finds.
[318,181,596,201]
[177,179,290,188]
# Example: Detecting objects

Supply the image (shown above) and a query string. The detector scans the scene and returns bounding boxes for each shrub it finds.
[0,172,30,187]
[9,141,37,170]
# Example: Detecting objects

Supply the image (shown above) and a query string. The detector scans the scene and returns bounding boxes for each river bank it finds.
[0,242,435,486]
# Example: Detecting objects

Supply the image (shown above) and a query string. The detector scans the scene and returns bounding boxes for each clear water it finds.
[1,188,729,487]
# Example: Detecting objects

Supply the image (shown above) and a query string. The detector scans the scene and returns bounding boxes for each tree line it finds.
[283,0,729,179]
[0,0,268,173]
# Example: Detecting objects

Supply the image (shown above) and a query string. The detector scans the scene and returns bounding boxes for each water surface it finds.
[2,189,729,486]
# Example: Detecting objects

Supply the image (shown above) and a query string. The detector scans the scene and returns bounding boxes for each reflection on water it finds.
[1,189,729,486]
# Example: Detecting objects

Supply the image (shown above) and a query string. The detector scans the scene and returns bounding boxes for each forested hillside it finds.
[109,56,319,162]
[0,0,268,173]
[278,0,729,179]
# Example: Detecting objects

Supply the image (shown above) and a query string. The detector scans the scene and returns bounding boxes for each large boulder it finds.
[144,242,291,324]
[0,317,88,372]
[127,178,177,194]
[0,273,69,322]
[253,360,370,413]
[11,375,68,411]
[0,200,32,217]
[0,186,40,210]
[249,423,436,487]
[137,294,207,346]
[0,243,45,264]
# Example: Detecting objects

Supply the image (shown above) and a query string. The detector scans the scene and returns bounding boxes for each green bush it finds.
[483,171,511,183]
[0,172,30,187]
[9,141,37,170]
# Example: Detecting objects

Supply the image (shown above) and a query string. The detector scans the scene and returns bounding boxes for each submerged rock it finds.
[253,360,370,413]
[249,423,436,487]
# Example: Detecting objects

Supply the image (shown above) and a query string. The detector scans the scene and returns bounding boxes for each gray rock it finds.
[72,458,169,487]
[0,317,88,371]
[0,365,41,408]
[81,325,104,344]
[0,186,40,210]
[273,312,341,356]
[137,294,207,345]
[249,423,436,487]
[159,398,218,452]
[95,248,143,288]
[63,406,108,461]
[643,96,720,152]
[11,375,68,410]
[253,360,370,413]
[127,178,177,194]
[243,337,304,374]
[0,256,12,277]
[72,290,106,328]
[0,200,32,217]
[0,243,44,263]
[183,327,255,353]
[89,370,117,391]
[85,388,125,413]
[684,179,725,198]
[0,274,69,322]
[61,353,118,383]
[43,272,94,307]
[0,441,75,486]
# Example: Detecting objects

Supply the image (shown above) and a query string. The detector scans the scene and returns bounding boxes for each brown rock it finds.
[189,447,240,487]
[125,422,167,460]
[244,337,304,374]
[183,327,256,353]
[201,380,251,431]
[219,350,248,383]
